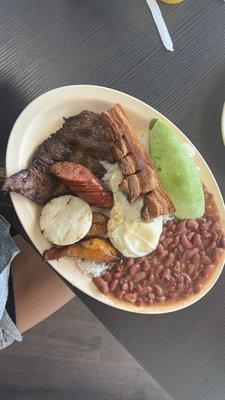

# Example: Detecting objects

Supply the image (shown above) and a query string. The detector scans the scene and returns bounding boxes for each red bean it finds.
[156,244,164,254]
[168,243,176,251]
[102,272,112,282]
[212,248,224,264]
[149,274,155,283]
[171,224,176,232]
[208,240,216,250]
[180,253,187,264]
[184,287,193,295]
[146,299,153,305]
[218,229,225,240]
[114,290,125,299]
[133,271,146,283]
[165,253,174,267]
[156,296,166,303]
[109,279,119,292]
[121,282,129,292]
[202,264,213,279]
[174,237,179,245]
[166,220,173,228]
[126,258,134,267]
[93,277,109,294]
[212,232,218,241]
[159,250,168,259]
[203,231,211,239]
[193,284,202,294]
[221,237,225,249]
[142,286,153,295]
[193,233,203,248]
[156,265,164,275]
[187,220,198,229]
[180,234,193,249]
[177,220,187,232]
[169,292,179,301]
[163,238,173,248]
[129,264,140,276]
[151,257,158,266]
[113,272,123,279]
[136,284,143,293]
[174,273,183,284]
[115,264,124,272]
[142,260,150,272]
[183,273,192,286]
[176,283,184,291]
[123,292,137,303]
[211,222,220,232]
[187,232,195,241]
[186,248,199,260]
[191,253,200,264]
[161,268,171,281]
[173,261,181,273]
[170,277,176,286]
[154,285,163,296]
[200,223,207,232]
[136,298,143,306]
[188,266,195,276]
[211,214,220,222]
[166,231,173,238]
[177,244,184,253]
[128,281,134,292]
[148,293,155,300]
[201,254,211,264]
[192,271,199,280]
[138,257,146,263]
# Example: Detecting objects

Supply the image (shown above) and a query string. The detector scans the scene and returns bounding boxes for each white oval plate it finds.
[6,85,225,314]
[221,102,225,145]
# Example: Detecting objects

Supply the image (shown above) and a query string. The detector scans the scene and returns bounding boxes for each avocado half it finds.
[149,119,205,220]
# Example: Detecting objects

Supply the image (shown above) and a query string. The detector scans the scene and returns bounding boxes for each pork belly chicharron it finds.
[3,111,115,204]
[101,104,175,221]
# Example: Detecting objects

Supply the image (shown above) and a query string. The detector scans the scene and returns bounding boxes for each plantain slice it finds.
[43,237,120,263]
[87,212,109,237]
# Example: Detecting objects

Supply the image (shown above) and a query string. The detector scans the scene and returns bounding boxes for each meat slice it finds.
[3,110,115,204]
[101,104,175,221]
[51,161,113,209]
[3,166,69,205]
[32,111,114,176]
[141,187,175,221]
[32,134,105,177]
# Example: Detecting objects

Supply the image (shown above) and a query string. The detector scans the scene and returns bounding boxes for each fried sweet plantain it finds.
[87,212,109,237]
[43,238,120,263]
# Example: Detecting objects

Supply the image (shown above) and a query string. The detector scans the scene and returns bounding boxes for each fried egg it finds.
[102,162,162,258]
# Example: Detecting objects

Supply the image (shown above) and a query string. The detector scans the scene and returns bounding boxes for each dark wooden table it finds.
[1,1,225,399]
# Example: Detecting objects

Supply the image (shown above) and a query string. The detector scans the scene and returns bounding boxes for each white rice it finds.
[74,259,110,277]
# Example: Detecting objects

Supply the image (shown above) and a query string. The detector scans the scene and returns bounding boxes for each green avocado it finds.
[149,119,205,220]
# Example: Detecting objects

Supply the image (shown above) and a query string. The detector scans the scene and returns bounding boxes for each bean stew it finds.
[93,189,225,306]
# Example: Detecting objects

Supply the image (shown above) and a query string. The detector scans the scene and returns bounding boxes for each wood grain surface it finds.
[0,299,170,400]
[0,1,225,399]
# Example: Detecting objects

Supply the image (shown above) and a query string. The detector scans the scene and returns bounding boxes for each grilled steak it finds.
[3,166,70,205]
[101,104,175,222]
[3,110,115,204]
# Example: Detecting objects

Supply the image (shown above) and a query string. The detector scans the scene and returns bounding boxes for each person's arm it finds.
[11,235,75,333]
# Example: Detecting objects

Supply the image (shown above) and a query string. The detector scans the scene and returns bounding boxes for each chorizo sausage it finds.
[51,161,113,208]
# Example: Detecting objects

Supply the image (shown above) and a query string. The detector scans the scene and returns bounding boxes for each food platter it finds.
[5,85,225,313]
